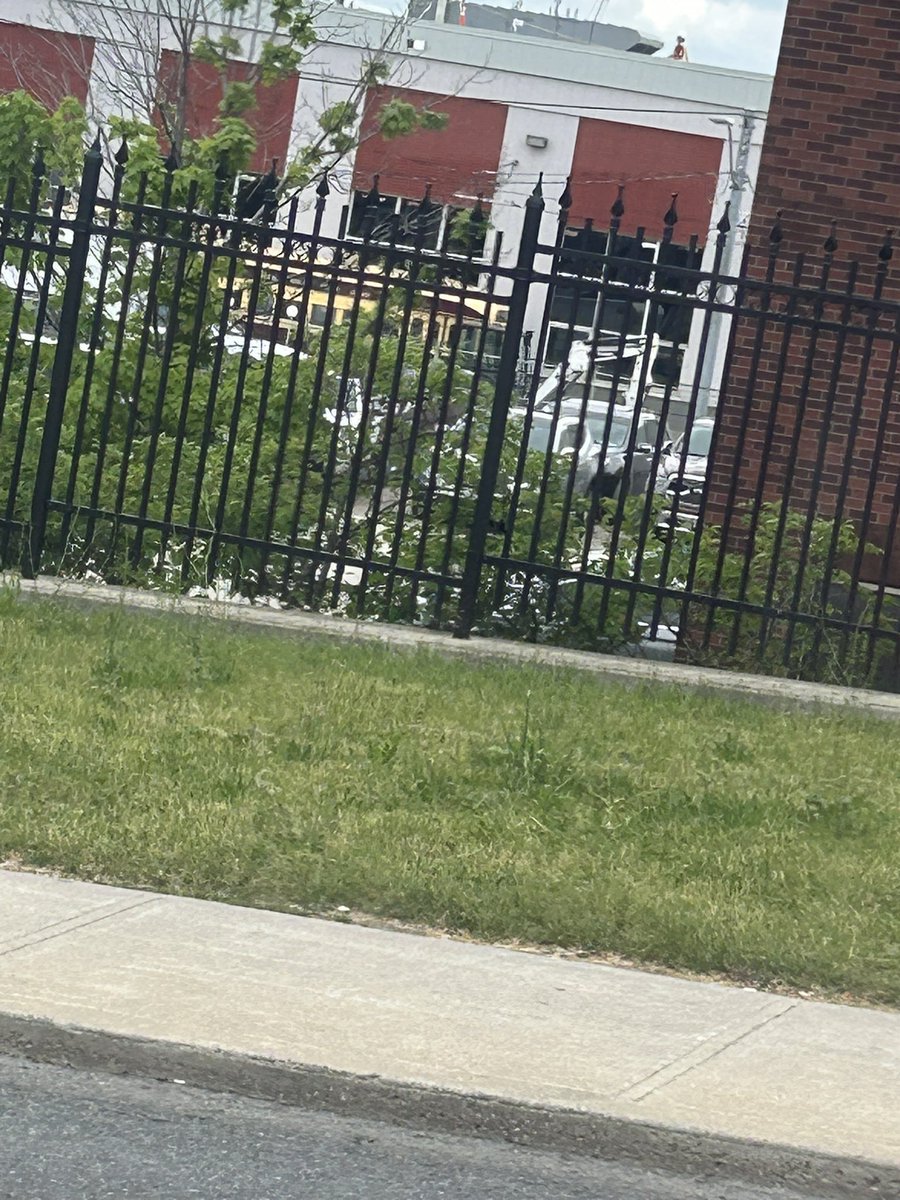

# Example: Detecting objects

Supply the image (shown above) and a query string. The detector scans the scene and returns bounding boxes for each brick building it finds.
[704,0,900,590]
[742,0,900,258]
[0,3,770,385]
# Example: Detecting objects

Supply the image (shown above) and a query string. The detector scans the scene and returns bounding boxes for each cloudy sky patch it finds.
[590,0,788,74]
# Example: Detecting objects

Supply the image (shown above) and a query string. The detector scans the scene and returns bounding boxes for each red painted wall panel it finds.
[158,51,298,173]
[353,87,508,204]
[568,119,723,241]
[0,22,94,109]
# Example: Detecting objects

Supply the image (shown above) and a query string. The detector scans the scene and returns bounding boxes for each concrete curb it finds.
[1,1012,896,1200]
[6,573,900,719]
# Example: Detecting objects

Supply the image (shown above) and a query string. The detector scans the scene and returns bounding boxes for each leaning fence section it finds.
[1,141,899,691]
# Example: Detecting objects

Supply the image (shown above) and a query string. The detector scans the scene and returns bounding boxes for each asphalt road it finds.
[0,1054,815,1200]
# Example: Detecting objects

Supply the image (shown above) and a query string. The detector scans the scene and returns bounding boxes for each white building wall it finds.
[0,1,769,245]
[0,0,772,403]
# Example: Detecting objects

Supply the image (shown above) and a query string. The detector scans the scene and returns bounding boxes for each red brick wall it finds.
[704,0,900,588]
[0,22,95,109]
[158,51,298,173]
[568,119,723,239]
[353,87,508,204]
[744,2,900,258]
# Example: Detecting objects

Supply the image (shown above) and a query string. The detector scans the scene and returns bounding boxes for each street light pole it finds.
[695,111,756,417]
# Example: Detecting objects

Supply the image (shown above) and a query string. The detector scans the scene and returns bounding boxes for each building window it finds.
[398,197,443,249]
[348,190,399,242]
[650,343,685,385]
[546,228,704,387]
[456,324,504,374]
[348,190,487,257]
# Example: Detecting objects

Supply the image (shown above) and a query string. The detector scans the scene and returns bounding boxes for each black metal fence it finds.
[2,140,899,690]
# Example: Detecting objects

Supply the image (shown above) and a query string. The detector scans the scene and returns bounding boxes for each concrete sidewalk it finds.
[1,871,898,1196]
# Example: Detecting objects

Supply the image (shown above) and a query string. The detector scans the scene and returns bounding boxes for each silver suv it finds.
[516,402,667,498]
[654,417,713,530]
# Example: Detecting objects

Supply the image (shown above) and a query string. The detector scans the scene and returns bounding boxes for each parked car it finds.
[654,417,714,531]
[413,401,667,516]
[519,402,668,499]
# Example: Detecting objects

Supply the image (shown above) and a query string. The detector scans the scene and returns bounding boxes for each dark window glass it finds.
[348,190,398,240]
[398,197,442,249]
[650,344,685,385]
[657,301,693,346]
[656,241,703,292]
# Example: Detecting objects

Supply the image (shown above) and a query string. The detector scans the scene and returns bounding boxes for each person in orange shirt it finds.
[670,36,689,61]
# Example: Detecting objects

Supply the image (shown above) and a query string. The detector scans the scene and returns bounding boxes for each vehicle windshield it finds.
[527,416,555,455]
[527,417,579,455]
[585,414,631,448]
[684,423,713,457]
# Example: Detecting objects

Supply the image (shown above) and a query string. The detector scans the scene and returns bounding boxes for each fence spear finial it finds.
[769,209,784,248]
[610,184,625,221]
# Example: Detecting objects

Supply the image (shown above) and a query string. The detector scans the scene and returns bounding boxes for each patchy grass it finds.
[1,587,899,1006]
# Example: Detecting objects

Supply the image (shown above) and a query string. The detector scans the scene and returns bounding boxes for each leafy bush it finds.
[678,501,892,688]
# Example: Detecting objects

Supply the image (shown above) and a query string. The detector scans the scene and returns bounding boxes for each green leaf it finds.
[46,97,88,182]
[362,58,391,86]
[376,99,419,140]
[419,109,449,132]
[318,100,357,136]
[219,82,257,118]
[258,41,302,86]
[192,36,226,66]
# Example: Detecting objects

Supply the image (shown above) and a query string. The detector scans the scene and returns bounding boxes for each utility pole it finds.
[716,111,755,272]
[684,111,756,418]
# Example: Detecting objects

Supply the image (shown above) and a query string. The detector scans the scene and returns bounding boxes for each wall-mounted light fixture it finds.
[525,134,548,149]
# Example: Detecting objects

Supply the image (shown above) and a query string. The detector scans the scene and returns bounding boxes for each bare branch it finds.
[8,0,463,205]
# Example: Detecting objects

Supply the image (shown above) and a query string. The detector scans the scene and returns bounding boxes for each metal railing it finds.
[1,141,899,691]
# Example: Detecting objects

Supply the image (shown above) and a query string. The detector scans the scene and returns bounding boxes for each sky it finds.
[597,0,789,75]
[382,0,791,76]
[400,0,791,77]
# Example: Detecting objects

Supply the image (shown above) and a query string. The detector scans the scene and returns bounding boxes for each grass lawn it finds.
[1,587,899,1007]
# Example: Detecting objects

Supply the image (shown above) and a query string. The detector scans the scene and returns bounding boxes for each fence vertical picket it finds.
[455,178,545,639]
[23,136,102,578]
